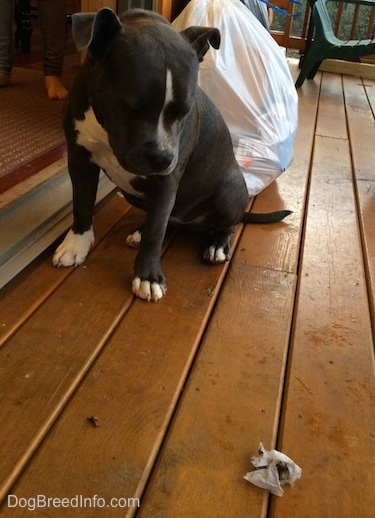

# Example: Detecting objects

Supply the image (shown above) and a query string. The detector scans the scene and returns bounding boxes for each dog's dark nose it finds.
[144,142,174,171]
[146,149,174,172]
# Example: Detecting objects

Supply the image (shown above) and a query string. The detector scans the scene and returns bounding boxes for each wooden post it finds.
[157,0,172,20]
[80,0,116,11]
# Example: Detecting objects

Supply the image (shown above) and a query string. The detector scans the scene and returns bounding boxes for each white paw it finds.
[126,230,142,249]
[204,245,228,264]
[53,228,95,267]
[132,277,166,302]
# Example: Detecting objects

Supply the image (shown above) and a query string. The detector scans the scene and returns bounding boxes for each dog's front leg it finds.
[132,175,177,302]
[53,146,100,267]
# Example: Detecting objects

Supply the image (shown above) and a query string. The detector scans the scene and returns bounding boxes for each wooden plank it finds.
[137,64,317,517]
[319,59,375,81]
[317,73,347,139]
[343,76,375,323]
[0,193,128,346]
[271,74,375,517]
[363,75,375,110]
[0,206,146,502]
[139,265,297,517]
[4,229,243,516]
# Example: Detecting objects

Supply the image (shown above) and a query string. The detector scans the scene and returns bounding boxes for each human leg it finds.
[38,0,68,99]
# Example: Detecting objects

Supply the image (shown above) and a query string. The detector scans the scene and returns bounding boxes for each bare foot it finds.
[44,75,68,100]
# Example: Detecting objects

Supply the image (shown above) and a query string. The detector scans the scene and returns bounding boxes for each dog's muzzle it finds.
[145,147,175,173]
[124,145,178,176]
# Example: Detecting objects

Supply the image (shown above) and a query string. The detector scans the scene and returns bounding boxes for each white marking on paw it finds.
[150,282,165,302]
[53,228,94,267]
[204,246,227,264]
[125,230,142,249]
[132,277,166,302]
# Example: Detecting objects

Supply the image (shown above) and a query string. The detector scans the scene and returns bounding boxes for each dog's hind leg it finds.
[126,228,142,249]
[201,175,246,264]
[203,230,232,264]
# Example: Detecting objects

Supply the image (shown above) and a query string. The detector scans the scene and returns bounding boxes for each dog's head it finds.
[72,8,220,176]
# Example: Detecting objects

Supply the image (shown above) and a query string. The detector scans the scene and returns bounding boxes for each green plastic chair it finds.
[295,0,375,88]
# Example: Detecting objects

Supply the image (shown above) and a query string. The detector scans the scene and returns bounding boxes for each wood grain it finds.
[4,229,241,516]
[139,264,296,518]
[1,61,375,518]
[270,73,375,517]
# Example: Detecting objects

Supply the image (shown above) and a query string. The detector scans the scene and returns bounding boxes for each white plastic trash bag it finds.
[173,0,298,197]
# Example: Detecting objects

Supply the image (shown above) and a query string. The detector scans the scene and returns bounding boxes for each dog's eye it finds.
[127,103,141,116]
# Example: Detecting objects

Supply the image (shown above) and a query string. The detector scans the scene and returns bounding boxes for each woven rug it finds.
[0,67,69,181]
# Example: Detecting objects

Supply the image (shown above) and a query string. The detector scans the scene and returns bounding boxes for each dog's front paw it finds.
[132,277,166,302]
[132,250,166,301]
[53,228,94,267]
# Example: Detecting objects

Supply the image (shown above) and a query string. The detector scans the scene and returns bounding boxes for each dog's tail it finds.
[242,210,292,224]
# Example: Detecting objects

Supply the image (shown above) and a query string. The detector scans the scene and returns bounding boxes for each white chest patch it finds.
[74,107,141,196]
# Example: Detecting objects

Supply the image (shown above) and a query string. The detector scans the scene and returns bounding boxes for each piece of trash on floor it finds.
[87,415,103,427]
[244,442,302,497]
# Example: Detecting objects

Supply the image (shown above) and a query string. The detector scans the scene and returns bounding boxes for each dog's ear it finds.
[72,8,122,59]
[71,12,96,52]
[180,27,221,62]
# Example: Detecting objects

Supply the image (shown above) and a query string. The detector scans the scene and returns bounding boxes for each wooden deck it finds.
[1,62,375,517]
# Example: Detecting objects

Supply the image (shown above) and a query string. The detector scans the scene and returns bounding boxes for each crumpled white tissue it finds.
[244,442,302,496]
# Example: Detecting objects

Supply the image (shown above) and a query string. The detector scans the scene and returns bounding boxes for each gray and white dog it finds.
[53,8,290,301]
